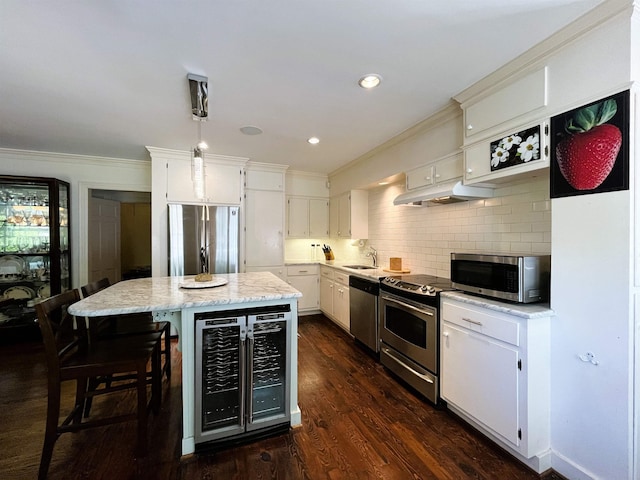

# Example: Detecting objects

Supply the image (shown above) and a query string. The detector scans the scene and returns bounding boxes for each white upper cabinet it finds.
[166,159,243,204]
[462,67,548,142]
[406,153,463,190]
[287,197,329,238]
[330,190,368,239]
[245,167,284,191]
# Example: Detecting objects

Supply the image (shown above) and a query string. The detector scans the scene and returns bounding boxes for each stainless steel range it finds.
[379,274,455,405]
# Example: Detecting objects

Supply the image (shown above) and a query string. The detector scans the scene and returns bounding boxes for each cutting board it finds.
[383,268,411,273]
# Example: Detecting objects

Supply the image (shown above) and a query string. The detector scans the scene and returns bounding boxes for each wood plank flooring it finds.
[0,314,564,479]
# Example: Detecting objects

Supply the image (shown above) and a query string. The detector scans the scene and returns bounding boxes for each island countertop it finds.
[68,272,302,317]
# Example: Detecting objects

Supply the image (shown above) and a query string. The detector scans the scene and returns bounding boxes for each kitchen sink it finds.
[344,265,376,270]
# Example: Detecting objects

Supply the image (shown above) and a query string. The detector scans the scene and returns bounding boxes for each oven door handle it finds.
[383,296,434,316]
[381,346,434,384]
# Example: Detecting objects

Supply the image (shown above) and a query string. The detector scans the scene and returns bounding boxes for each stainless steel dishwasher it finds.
[349,276,380,353]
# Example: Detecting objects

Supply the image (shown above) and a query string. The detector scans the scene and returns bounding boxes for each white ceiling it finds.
[0,0,604,175]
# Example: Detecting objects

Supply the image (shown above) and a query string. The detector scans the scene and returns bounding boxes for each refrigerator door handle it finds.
[239,326,247,429]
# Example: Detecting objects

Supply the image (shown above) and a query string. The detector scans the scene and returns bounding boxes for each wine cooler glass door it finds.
[195,314,246,443]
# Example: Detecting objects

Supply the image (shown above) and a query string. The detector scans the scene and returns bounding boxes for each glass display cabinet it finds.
[0,175,70,343]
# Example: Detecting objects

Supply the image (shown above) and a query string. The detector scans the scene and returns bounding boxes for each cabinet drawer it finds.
[441,300,520,346]
[320,266,334,280]
[287,265,319,276]
[334,272,349,285]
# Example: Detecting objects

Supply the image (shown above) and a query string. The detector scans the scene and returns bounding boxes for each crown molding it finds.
[0,147,147,168]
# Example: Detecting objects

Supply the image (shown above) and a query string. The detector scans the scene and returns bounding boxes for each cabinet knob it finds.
[442,332,449,337]
[435,174,441,179]
[425,176,431,181]
[467,124,473,130]
[466,168,473,174]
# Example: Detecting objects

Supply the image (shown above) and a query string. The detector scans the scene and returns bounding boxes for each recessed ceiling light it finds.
[240,125,263,135]
[358,74,382,89]
[307,137,320,145]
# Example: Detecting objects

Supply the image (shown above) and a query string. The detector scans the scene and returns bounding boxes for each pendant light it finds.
[188,73,209,200]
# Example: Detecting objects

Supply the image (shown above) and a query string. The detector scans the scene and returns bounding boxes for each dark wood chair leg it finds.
[39,389,61,480]
[136,365,148,457]
[164,330,171,379]
[152,344,162,414]
[83,376,99,418]
[74,377,88,424]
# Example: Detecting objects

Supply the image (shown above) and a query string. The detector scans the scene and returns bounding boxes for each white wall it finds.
[0,148,150,288]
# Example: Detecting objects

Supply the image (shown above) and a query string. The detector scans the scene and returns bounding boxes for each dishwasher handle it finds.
[348,276,380,295]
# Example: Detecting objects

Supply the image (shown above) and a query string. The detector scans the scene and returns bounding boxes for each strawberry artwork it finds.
[555,99,622,190]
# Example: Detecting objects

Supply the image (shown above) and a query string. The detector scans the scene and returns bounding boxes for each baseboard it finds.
[551,450,599,480]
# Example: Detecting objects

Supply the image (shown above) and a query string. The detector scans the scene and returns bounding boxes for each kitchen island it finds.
[68,272,303,456]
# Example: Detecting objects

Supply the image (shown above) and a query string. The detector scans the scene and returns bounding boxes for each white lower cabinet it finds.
[440,296,551,473]
[286,265,319,313]
[319,266,349,331]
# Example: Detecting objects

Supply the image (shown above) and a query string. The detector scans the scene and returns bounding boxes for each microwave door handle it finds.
[386,298,434,316]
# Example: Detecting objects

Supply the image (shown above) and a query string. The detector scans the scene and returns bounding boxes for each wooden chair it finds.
[35,289,160,480]
[81,278,171,380]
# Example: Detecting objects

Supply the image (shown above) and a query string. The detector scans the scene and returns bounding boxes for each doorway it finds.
[88,190,151,284]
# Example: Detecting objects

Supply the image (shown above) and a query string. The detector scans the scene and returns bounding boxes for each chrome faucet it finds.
[366,246,378,267]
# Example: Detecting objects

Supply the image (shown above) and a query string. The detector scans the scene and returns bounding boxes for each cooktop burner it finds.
[381,274,455,297]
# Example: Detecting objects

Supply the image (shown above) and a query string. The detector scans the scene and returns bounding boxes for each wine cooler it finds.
[194,304,291,445]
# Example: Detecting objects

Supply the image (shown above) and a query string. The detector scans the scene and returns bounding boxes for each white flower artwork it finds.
[490,125,541,171]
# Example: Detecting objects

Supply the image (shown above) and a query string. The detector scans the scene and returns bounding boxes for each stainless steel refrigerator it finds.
[168,204,240,276]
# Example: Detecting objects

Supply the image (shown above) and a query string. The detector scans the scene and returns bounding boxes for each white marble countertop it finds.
[68,272,302,316]
[441,291,555,319]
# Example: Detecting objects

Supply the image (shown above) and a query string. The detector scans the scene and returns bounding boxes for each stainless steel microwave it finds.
[450,253,551,303]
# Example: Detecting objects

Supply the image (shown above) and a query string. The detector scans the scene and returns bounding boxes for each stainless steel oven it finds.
[379,275,454,405]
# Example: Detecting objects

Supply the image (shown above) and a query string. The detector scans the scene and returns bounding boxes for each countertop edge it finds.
[441,291,555,319]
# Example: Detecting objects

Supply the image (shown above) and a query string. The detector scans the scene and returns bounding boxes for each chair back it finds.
[35,289,84,375]
[81,277,111,297]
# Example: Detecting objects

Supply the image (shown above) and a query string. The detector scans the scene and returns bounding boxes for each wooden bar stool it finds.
[81,278,171,381]
[35,289,160,480]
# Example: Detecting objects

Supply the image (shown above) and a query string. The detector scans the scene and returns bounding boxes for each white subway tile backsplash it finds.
[366,177,551,277]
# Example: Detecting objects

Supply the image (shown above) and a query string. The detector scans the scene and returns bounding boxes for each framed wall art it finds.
[550,90,629,198]
[490,124,543,172]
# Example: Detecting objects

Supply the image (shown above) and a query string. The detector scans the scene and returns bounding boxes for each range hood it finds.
[393,180,494,206]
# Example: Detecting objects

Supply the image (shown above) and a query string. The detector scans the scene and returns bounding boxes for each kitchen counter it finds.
[440,291,554,319]
[286,260,389,280]
[69,272,302,316]
[68,272,302,457]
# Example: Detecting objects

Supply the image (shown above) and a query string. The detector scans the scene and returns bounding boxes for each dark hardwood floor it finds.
[0,314,564,479]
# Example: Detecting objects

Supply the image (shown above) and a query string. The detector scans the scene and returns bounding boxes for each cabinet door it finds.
[166,159,196,202]
[406,164,434,190]
[464,67,547,140]
[329,198,339,238]
[463,141,493,184]
[166,159,242,204]
[286,197,308,238]
[441,322,520,446]
[244,190,284,267]
[308,198,329,238]
[245,170,284,191]
[433,155,463,184]
[334,284,350,330]
[319,276,334,316]
[337,193,351,238]
[207,162,242,204]
[288,275,319,311]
